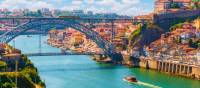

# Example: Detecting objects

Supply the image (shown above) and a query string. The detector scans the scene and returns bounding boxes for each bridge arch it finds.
[0,19,115,54]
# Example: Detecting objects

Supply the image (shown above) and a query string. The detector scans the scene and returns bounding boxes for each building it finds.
[48,30,58,39]
[40,8,52,17]
[194,18,200,30]
[56,31,65,41]
[154,0,192,13]
[12,9,23,17]
[52,9,61,17]
[0,8,10,17]
[70,32,84,46]
[72,10,85,17]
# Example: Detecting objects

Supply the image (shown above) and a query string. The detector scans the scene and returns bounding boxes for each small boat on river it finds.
[123,76,138,83]
[123,76,162,88]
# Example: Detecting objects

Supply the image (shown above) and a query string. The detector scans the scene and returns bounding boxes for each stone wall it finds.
[138,58,157,70]
[132,57,200,80]
[192,66,200,79]
[154,9,200,22]
[153,9,200,31]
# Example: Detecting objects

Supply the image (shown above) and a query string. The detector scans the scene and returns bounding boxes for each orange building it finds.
[194,18,200,30]
[71,34,84,45]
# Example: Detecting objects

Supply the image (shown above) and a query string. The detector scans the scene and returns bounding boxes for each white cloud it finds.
[61,5,80,11]
[0,0,154,16]
[0,0,53,11]
[121,0,140,4]
[71,0,83,5]
[87,0,148,16]
[85,0,94,4]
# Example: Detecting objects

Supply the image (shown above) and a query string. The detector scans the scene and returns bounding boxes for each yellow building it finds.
[194,18,200,30]
[71,33,84,45]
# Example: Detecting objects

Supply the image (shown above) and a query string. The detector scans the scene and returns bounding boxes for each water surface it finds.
[9,35,200,88]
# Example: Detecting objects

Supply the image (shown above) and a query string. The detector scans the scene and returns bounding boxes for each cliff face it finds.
[122,24,163,66]
[128,24,163,52]
[139,28,162,47]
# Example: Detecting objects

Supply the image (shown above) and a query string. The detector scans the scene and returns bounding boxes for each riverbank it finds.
[0,44,45,88]
[119,54,200,80]
[46,28,200,81]
[89,47,200,81]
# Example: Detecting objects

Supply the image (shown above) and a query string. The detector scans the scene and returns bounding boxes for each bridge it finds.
[26,52,106,57]
[0,18,151,35]
[1,9,199,60]
[0,17,151,61]
[0,17,151,23]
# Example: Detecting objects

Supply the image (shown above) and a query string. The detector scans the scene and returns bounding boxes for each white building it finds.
[41,8,52,17]
[52,9,61,17]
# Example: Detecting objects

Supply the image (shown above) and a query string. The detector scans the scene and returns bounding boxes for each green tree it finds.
[2,82,15,88]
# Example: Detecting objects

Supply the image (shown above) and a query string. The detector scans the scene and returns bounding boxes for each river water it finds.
[9,35,200,88]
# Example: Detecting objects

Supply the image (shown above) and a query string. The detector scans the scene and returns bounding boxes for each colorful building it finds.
[194,18,200,30]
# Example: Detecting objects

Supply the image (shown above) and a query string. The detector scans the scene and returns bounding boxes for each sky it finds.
[0,0,155,16]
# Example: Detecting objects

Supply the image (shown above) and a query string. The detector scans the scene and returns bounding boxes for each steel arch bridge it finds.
[0,19,116,54]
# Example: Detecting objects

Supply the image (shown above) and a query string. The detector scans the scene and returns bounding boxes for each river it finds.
[9,35,200,88]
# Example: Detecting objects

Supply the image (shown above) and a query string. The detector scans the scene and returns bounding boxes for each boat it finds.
[123,76,138,83]
[123,76,162,88]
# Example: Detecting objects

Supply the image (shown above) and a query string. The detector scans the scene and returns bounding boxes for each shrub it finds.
[0,61,7,70]
[2,82,15,88]
[170,23,184,31]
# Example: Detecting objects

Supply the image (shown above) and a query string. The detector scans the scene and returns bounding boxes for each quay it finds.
[133,58,200,80]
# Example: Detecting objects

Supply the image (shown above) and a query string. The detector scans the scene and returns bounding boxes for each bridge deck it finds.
[25,52,106,57]
[0,17,152,23]
[0,17,146,20]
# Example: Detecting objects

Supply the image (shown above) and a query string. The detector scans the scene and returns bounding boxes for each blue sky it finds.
[0,0,155,16]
